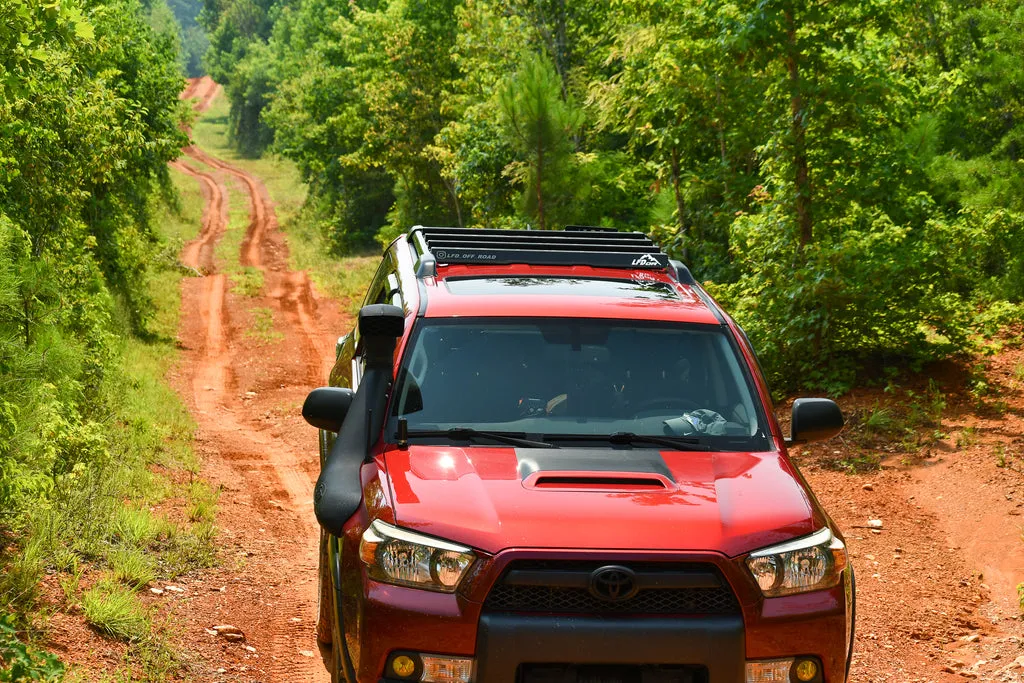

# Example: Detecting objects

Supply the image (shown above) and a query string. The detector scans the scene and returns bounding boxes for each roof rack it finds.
[408,226,671,277]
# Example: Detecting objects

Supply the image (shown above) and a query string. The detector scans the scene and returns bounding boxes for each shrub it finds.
[0,614,64,682]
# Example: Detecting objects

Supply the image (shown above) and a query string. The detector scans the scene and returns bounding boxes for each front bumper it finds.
[476,613,743,682]
[343,548,851,683]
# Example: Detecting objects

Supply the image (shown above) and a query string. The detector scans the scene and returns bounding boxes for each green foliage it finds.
[210,0,1024,393]
[0,7,212,678]
[499,52,584,230]
[165,0,209,76]
[0,614,64,682]
[108,548,157,590]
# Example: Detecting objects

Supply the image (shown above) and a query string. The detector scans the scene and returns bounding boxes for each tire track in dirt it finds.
[180,75,220,114]
[170,160,225,273]
[170,77,335,682]
[185,144,270,269]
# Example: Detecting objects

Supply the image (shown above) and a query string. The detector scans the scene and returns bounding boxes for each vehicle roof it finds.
[420,263,722,324]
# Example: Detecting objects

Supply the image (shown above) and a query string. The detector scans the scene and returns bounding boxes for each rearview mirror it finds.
[302,387,355,433]
[788,398,844,445]
[359,304,405,368]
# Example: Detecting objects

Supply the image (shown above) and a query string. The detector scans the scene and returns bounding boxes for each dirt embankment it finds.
[163,76,346,681]
[795,365,1024,681]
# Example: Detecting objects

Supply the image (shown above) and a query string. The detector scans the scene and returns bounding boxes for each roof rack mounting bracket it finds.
[409,226,437,278]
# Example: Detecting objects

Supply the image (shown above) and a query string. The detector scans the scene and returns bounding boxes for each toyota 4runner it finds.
[303,226,854,683]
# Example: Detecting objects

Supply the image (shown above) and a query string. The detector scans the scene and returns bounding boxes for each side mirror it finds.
[302,387,355,433]
[359,304,405,367]
[788,398,844,445]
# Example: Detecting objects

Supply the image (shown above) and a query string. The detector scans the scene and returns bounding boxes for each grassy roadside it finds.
[0,169,220,682]
[191,95,377,314]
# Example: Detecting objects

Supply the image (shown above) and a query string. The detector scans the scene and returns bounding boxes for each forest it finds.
[0,0,213,675]
[201,0,1024,393]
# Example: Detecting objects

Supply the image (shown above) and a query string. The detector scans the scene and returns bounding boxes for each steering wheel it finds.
[629,396,701,417]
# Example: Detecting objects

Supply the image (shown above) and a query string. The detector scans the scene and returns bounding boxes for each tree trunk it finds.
[444,177,464,228]
[786,6,812,250]
[671,147,688,262]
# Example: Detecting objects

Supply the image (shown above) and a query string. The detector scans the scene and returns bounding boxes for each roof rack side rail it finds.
[409,226,437,278]
[669,259,696,285]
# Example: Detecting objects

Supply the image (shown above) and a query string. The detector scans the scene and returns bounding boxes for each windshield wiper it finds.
[404,427,556,449]
[544,432,710,452]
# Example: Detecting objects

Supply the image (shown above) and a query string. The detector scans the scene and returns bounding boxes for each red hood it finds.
[381,445,820,557]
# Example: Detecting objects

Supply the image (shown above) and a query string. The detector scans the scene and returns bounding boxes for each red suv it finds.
[303,227,854,683]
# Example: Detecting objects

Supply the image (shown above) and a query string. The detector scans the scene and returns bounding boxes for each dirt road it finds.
[167,77,1024,682]
[169,76,344,681]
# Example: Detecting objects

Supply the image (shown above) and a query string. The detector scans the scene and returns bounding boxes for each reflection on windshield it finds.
[390,318,769,451]
[444,276,680,301]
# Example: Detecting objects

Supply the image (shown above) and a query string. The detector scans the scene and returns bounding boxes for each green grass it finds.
[244,306,285,344]
[234,266,264,297]
[186,481,219,524]
[107,548,156,590]
[1013,362,1024,383]
[112,506,170,549]
[82,580,149,642]
[149,169,206,340]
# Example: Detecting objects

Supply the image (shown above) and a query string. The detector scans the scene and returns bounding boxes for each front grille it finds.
[484,561,739,615]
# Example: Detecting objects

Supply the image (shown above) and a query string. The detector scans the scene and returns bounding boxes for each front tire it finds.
[330,583,349,683]
[315,531,334,644]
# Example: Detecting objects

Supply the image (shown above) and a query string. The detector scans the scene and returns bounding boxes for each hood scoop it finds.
[516,448,677,491]
[525,472,673,491]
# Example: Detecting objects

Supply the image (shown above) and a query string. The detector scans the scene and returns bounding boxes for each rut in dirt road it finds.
[170,160,225,273]
[173,78,339,682]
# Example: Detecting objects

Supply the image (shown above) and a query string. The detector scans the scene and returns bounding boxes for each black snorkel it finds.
[305,304,405,537]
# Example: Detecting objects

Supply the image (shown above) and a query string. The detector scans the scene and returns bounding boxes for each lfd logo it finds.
[631,253,660,267]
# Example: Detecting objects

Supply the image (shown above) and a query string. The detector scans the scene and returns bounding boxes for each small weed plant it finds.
[232,266,264,297]
[82,579,150,642]
[245,307,284,344]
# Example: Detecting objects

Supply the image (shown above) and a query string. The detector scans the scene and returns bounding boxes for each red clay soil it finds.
[156,78,344,680]
[44,76,1024,681]
[794,372,1024,681]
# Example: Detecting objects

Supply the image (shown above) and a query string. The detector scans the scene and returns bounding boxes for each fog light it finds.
[392,655,417,678]
[794,658,818,681]
[420,654,474,683]
[745,659,792,682]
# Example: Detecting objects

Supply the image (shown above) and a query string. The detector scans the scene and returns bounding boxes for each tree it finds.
[498,52,583,229]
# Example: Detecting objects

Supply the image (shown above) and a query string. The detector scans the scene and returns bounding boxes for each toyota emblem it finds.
[588,565,639,602]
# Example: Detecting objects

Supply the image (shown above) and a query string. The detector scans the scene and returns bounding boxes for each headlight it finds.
[359,519,476,592]
[746,528,847,597]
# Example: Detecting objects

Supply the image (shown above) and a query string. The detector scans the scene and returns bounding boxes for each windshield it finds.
[388,318,771,451]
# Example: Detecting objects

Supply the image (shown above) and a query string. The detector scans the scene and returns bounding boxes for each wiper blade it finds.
[545,432,709,452]
[405,428,556,449]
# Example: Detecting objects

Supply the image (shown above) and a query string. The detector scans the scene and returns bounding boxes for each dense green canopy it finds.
[0,0,186,618]
[204,0,1024,392]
